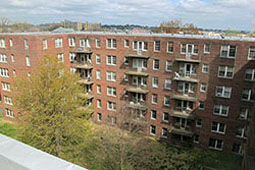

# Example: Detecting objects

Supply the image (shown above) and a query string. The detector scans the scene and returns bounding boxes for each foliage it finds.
[0,116,20,139]
[13,56,93,159]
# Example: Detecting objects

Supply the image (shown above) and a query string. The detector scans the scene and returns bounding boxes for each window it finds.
[232,143,242,155]
[211,122,226,134]
[202,64,209,73]
[248,46,255,60]
[200,83,207,92]
[97,85,101,94]
[124,57,129,65]
[167,41,174,53]
[106,71,116,82]
[96,70,101,80]
[242,89,255,101]
[68,37,75,47]
[0,68,9,78]
[161,128,168,138]
[55,38,63,48]
[245,69,255,81]
[164,79,171,90]
[57,53,64,63]
[152,77,158,88]
[26,56,30,66]
[80,39,90,48]
[199,102,205,110]
[24,39,29,49]
[13,70,16,77]
[193,134,200,144]
[196,119,202,127]
[220,45,236,58]
[124,74,128,82]
[177,82,195,93]
[132,58,147,69]
[43,39,48,50]
[179,63,197,76]
[107,87,116,97]
[154,41,160,52]
[181,44,199,55]
[204,44,210,54]
[108,116,117,125]
[107,101,116,111]
[151,94,158,104]
[218,66,234,79]
[106,55,116,66]
[96,39,100,48]
[213,104,229,117]
[153,59,159,70]
[162,112,169,122]
[97,113,102,122]
[69,53,76,62]
[5,108,14,118]
[133,41,148,51]
[2,82,10,92]
[11,54,15,62]
[209,138,223,150]
[9,39,13,47]
[107,39,117,49]
[0,38,5,48]
[165,61,172,72]
[164,96,170,106]
[151,110,157,120]
[97,99,102,108]
[0,54,7,63]
[93,54,100,64]
[4,96,13,105]
[239,107,249,120]
[124,39,129,48]
[236,127,247,138]
[215,86,232,98]
[150,125,156,135]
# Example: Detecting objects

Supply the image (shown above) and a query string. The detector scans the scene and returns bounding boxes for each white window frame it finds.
[97,99,102,108]
[106,71,116,82]
[26,56,30,66]
[97,113,102,122]
[1,82,10,92]
[5,108,14,118]
[80,39,90,48]
[96,54,101,64]
[107,101,116,111]
[215,86,232,98]
[213,104,229,117]
[218,66,234,79]
[164,96,170,107]
[151,110,157,120]
[165,61,172,72]
[68,37,75,47]
[0,38,5,48]
[107,87,116,97]
[162,112,169,123]
[161,128,168,138]
[211,122,226,134]
[209,138,223,151]
[200,83,207,93]
[151,94,158,104]
[248,46,255,60]
[204,44,210,54]
[154,41,160,52]
[180,44,199,55]
[43,39,48,50]
[240,107,249,120]
[55,38,63,48]
[106,55,116,66]
[0,54,7,63]
[167,41,174,53]
[4,96,13,106]
[152,77,158,88]
[153,59,159,70]
[96,39,100,48]
[57,53,64,63]
[24,39,29,49]
[106,39,117,49]
[9,38,13,47]
[220,45,237,58]
[96,70,101,80]
[124,39,129,48]
[202,64,209,73]
[242,89,254,101]
[164,79,171,90]
[97,85,101,94]
[150,125,156,136]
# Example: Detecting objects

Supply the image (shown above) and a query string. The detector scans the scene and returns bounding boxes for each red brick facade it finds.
[0,32,254,154]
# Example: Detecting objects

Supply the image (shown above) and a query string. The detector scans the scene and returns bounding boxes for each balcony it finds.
[172,94,197,102]
[126,85,149,94]
[77,77,93,85]
[170,110,195,120]
[126,51,149,59]
[72,61,93,69]
[169,126,193,137]
[173,72,199,83]
[126,101,148,110]
[175,55,201,63]
[71,48,93,54]
[78,92,94,100]
[125,68,149,77]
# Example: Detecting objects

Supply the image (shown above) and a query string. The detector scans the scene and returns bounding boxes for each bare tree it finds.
[0,17,11,32]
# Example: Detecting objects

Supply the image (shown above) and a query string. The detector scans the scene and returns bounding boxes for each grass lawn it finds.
[0,114,20,139]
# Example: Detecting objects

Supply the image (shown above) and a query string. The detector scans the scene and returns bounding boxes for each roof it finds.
[1,31,255,42]
[0,134,88,170]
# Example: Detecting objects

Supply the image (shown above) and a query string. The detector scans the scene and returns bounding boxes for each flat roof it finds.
[0,134,88,170]
[0,31,255,42]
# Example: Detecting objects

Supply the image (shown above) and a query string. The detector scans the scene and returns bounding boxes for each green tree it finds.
[13,56,93,162]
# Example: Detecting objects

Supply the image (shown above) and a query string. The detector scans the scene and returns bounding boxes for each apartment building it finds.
[0,32,254,155]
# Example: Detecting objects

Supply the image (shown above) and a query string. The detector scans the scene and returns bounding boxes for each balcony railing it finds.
[72,61,93,69]
[126,85,149,94]
[77,77,93,84]
[169,126,193,137]
[126,100,148,110]
[173,72,199,83]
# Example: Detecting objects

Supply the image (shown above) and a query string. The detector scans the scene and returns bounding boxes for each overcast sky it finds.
[0,0,254,31]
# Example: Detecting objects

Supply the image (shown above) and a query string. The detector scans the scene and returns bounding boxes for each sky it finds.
[0,0,254,31]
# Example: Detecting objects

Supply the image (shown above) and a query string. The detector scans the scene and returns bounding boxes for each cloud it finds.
[0,0,254,30]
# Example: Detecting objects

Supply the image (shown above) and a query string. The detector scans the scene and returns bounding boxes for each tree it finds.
[13,56,93,161]
[0,17,11,32]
